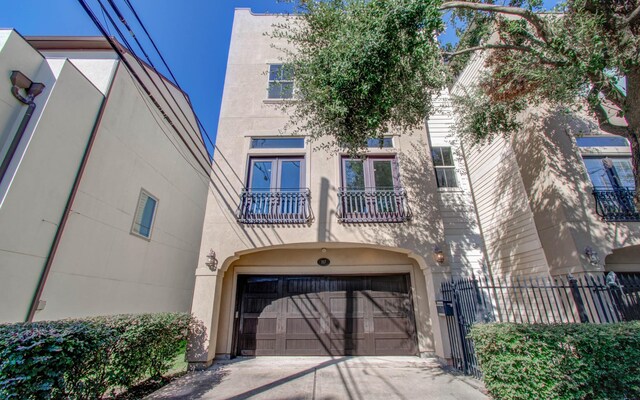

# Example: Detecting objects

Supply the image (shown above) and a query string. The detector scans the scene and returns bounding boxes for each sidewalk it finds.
[146,356,488,400]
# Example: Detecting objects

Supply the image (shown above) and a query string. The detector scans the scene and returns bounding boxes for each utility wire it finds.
[77,0,211,176]
[105,0,209,153]
[94,0,211,169]
[119,0,218,153]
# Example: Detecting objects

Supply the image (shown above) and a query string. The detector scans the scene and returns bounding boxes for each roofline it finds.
[234,7,294,16]
[24,35,189,98]
[25,35,122,51]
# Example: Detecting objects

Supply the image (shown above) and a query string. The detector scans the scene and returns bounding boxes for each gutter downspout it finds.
[25,64,119,322]
[0,71,45,182]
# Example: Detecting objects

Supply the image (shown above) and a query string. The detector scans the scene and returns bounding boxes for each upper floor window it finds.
[250,137,304,149]
[267,64,294,99]
[366,137,393,148]
[431,147,457,188]
[131,189,158,239]
[342,156,399,190]
[578,135,638,221]
[237,156,310,224]
[338,156,411,223]
[576,136,629,148]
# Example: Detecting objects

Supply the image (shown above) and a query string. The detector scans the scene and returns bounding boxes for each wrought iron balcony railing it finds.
[593,188,640,222]
[237,189,311,224]
[337,187,412,223]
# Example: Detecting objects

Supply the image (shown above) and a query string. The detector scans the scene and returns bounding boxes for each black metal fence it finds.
[439,272,640,378]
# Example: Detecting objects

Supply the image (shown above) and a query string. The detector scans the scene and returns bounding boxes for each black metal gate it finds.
[438,272,640,378]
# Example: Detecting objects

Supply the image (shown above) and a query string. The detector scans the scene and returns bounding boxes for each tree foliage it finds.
[275,0,640,201]
[273,0,447,153]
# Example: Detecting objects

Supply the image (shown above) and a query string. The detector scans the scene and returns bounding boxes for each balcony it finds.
[237,189,311,224]
[593,188,640,222]
[337,187,412,223]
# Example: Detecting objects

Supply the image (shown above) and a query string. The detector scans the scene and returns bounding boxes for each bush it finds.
[469,322,640,400]
[0,313,192,399]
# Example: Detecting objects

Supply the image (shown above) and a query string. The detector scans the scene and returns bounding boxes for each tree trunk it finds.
[625,68,640,208]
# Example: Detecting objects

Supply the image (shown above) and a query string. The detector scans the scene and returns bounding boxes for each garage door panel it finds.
[236,274,417,356]
[244,297,279,314]
[287,296,324,315]
[328,297,365,315]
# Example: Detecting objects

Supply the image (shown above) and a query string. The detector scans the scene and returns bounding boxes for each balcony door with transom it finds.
[243,157,306,222]
[340,157,408,222]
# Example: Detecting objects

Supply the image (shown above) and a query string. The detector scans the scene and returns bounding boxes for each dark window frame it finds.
[246,156,306,191]
[340,155,401,190]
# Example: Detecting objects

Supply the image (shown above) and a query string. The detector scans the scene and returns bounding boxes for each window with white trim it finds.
[431,147,458,188]
[131,189,158,239]
[267,64,294,99]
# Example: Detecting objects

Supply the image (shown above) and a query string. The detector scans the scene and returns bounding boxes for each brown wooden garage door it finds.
[234,274,417,356]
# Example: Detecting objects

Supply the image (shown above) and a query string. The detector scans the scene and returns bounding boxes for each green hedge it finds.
[0,313,192,399]
[469,322,640,400]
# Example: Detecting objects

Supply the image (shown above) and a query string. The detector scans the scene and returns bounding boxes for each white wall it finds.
[0,30,210,322]
[0,31,104,322]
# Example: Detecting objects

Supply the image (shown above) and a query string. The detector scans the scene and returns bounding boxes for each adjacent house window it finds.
[431,147,457,188]
[238,156,310,223]
[131,189,158,239]
[267,64,294,99]
[583,157,635,190]
[578,135,638,221]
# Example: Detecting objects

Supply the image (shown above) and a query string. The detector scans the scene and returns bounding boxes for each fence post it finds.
[568,274,589,323]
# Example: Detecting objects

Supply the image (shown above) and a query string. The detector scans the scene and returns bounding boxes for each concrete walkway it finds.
[146,357,488,400]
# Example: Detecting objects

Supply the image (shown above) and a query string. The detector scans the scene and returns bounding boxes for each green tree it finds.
[275,0,640,204]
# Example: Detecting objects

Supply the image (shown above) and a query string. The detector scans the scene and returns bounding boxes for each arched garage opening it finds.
[213,243,434,358]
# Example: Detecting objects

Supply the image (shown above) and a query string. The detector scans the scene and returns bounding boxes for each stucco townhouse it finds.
[187,9,640,367]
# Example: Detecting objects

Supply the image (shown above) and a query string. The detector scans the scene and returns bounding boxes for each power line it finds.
[104,0,209,153]
[96,0,211,165]
[118,0,218,153]
[77,0,211,177]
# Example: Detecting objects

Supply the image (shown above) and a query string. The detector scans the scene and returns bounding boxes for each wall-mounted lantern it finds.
[433,246,445,264]
[205,249,218,271]
[584,246,600,266]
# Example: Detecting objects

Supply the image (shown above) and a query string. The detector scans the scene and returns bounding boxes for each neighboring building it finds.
[452,49,640,280]
[0,30,210,323]
[189,9,484,367]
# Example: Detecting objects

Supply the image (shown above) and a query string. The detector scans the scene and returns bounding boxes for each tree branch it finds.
[588,73,627,111]
[439,1,550,42]
[443,43,566,66]
[625,4,640,25]
[588,87,629,136]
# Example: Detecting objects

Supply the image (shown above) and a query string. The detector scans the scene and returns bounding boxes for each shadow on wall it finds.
[513,108,635,272]
[350,139,481,273]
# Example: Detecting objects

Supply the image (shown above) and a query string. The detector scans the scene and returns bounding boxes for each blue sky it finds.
[0,1,295,152]
[0,1,558,152]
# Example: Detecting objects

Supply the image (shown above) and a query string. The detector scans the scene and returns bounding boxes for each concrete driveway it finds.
[146,357,488,400]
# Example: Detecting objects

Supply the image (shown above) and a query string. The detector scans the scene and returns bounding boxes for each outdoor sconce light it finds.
[584,246,600,266]
[205,249,218,271]
[433,246,445,264]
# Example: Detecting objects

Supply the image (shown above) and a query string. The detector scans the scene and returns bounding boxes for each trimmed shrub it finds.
[0,312,192,399]
[469,322,640,400]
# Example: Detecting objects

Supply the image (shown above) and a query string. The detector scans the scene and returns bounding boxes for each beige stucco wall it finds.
[452,44,640,280]
[190,9,484,365]
[512,108,640,276]
[0,30,209,322]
